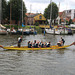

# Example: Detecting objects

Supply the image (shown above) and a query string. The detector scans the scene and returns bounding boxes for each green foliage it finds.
[4,25,42,33]
[35,22,39,26]
[44,2,58,20]
[2,0,7,20]
[69,19,73,25]
[5,25,18,29]
[66,20,69,25]
[45,19,49,25]
[60,19,61,24]
[7,0,27,24]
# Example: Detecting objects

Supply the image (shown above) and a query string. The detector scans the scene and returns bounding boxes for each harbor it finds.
[0,0,75,75]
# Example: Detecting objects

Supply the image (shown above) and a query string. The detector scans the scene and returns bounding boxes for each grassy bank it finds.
[4,25,42,33]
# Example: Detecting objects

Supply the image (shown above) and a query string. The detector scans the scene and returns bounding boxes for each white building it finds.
[64,9,75,20]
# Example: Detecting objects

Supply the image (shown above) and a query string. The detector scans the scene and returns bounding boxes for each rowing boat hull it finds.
[3,45,70,50]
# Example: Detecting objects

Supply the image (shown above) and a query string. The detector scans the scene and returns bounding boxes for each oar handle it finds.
[0,45,3,48]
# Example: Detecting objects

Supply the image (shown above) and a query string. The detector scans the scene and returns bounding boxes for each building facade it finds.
[25,13,46,25]
[56,9,75,25]
[64,9,75,19]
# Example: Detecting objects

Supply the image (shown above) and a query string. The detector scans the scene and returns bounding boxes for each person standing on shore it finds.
[18,36,22,47]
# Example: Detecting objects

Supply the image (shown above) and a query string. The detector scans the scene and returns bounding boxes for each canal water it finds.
[0,34,75,75]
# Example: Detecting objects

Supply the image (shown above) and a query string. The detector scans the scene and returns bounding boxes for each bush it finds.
[35,22,39,26]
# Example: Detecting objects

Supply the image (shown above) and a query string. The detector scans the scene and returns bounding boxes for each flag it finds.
[22,23,25,27]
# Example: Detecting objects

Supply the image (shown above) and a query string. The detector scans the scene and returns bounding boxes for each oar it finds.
[0,45,3,48]
[70,42,75,46]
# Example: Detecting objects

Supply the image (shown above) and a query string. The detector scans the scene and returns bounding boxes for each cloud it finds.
[25,1,48,13]
[7,0,75,13]
[24,0,50,3]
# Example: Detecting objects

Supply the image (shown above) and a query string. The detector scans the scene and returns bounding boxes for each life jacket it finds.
[28,43,32,48]
[18,38,22,43]
[62,39,65,44]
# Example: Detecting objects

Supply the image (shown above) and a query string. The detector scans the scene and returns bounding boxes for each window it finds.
[39,15,42,19]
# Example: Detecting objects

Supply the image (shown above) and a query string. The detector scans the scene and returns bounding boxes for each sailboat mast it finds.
[30,4,32,26]
[22,0,23,23]
[10,0,12,34]
[50,0,52,28]
[0,0,2,24]
[58,2,60,25]
[22,0,23,36]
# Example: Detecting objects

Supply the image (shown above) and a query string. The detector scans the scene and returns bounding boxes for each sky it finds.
[7,0,75,14]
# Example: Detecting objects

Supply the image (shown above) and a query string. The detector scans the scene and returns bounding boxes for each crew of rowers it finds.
[28,37,65,48]
[28,40,51,48]
[18,36,65,48]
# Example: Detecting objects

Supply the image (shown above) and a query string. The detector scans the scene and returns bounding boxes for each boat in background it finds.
[0,24,8,35]
[69,24,75,33]
[67,28,73,35]
[7,27,17,34]
[45,27,68,35]
[17,29,29,35]
[45,28,60,34]
[0,28,8,35]
[17,28,37,35]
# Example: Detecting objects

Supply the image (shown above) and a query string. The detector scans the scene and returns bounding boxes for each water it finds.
[0,34,75,75]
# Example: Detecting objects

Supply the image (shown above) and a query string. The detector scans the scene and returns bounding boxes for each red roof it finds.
[72,18,75,22]
[66,18,69,22]
[25,13,35,16]
[59,12,63,17]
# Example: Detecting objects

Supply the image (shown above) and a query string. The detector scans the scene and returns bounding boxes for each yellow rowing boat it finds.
[0,45,70,50]
[0,42,75,51]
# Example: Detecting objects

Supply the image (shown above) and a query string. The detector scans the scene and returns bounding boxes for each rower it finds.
[28,41,32,48]
[33,40,36,48]
[57,41,63,46]
[46,42,51,47]
[61,37,65,45]
[41,41,44,48]
[18,36,22,47]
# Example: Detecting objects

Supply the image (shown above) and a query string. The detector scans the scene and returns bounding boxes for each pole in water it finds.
[44,30,45,36]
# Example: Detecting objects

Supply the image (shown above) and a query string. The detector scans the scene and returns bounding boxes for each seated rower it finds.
[33,40,36,48]
[46,42,51,47]
[28,41,32,48]
[41,42,44,48]
[57,41,63,46]
[35,42,39,48]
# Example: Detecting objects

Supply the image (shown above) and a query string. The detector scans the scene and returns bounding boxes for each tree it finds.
[44,2,58,21]
[60,19,61,24]
[2,0,7,23]
[66,20,69,25]
[7,0,27,24]
[69,19,73,25]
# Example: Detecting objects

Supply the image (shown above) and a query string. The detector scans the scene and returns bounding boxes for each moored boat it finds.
[0,24,8,35]
[45,27,68,35]
[7,28,17,34]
